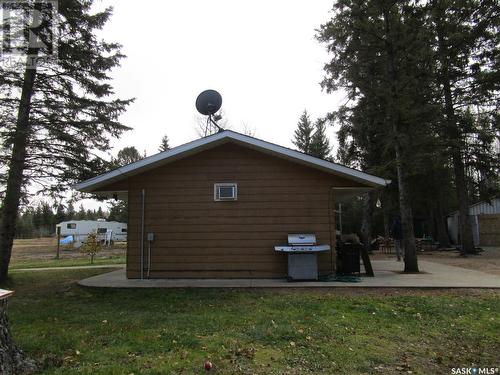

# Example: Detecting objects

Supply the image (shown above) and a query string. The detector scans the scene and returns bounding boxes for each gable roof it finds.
[74,130,389,193]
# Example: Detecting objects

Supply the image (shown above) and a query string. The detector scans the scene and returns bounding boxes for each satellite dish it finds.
[196,89,222,116]
[195,89,224,136]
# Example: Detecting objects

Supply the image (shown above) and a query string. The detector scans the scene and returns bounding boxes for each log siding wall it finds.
[114,143,361,278]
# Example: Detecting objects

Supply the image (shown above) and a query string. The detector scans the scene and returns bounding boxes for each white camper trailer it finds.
[56,219,127,244]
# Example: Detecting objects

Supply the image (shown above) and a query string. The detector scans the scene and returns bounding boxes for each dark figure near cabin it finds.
[390,216,403,261]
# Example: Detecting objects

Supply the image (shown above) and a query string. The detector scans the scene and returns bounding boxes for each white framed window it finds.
[67,223,76,229]
[214,183,238,201]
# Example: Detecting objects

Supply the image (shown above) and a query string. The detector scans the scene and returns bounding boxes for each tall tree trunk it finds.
[360,191,375,254]
[383,7,419,273]
[0,55,37,282]
[360,191,375,277]
[451,150,474,254]
[434,2,475,255]
[0,299,37,374]
[394,143,419,272]
[429,163,451,248]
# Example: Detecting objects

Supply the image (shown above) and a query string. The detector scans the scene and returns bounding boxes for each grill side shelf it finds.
[274,245,330,253]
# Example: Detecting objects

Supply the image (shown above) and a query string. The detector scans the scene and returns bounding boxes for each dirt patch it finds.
[11,237,126,262]
[372,246,500,276]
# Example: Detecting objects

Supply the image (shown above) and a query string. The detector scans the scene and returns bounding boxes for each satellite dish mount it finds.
[196,89,223,136]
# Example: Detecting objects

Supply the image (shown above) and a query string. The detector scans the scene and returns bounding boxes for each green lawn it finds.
[10,255,126,270]
[1,270,499,374]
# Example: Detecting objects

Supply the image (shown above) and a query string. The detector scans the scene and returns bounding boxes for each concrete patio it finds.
[78,260,500,288]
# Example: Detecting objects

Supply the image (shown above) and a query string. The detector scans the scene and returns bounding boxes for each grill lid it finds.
[288,233,316,246]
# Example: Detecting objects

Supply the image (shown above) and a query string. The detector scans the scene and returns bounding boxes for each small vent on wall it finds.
[214,183,237,201]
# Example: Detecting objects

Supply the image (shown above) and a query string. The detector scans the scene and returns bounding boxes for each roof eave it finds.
[74,130,389,193]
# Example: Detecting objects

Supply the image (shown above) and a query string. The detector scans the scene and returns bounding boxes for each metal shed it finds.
[447,198,500,246]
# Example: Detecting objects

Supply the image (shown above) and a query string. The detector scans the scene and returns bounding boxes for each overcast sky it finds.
[79,0,344,210]
[96,0,343,154]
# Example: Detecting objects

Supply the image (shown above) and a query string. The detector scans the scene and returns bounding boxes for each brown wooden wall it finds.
[109,142,364,278]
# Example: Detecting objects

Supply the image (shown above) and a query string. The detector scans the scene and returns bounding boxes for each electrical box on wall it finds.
[147,232,155,242]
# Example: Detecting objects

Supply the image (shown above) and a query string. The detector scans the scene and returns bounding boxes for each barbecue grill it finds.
[274,234,330,281]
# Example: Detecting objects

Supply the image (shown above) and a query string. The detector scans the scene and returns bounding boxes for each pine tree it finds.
[428,0,499,254]
[66,202,76,220]
[108,201,128,223]
[111,146,142,168]
[159,135,170,152]
[55,204,66,225]
[0,1,132,281]
[108,146,145,222]
[317,0,498,261]
[76,205,86,220]
[32,205,43,235]
[96,207,104,219]
[86,209,97,221]
[309,119,331,159]
[292,110,314,154]
[40,202,54,236]
[15,208,34,239]
[317,0,436,272]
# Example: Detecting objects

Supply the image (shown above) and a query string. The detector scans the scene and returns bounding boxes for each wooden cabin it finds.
[75,131,387,279]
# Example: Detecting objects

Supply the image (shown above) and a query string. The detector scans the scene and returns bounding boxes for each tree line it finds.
[314,0,499,271]
[0,0,133,281]
[15,202,108,239]
[292,110,332,160]
[14,137,168,240]
[0,0,498,283]
[0,0,165,281]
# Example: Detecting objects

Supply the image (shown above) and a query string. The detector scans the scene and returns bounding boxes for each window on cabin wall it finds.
[214,183,238,201]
